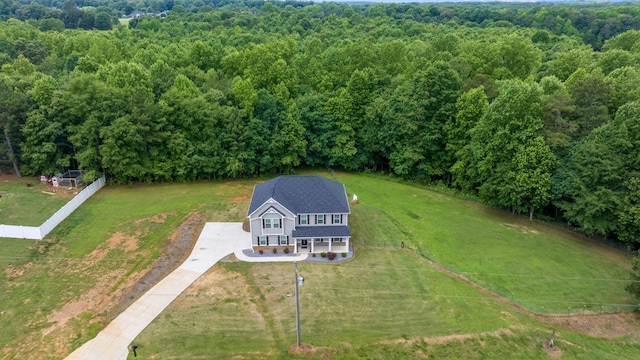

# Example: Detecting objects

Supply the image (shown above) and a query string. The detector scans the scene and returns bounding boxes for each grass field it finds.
[0,176,71,226]
[128,171,639,359]
[0,179,254,359]
[338,173,635,313]
[131,251,640,359]
[0,171,638,359]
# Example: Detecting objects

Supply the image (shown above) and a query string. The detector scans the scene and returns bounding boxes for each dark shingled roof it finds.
[292,226,351,238]
[247,176,350,216]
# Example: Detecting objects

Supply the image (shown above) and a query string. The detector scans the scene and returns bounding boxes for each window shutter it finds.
[324,215,326,224]
[262,219,265,228]
[266,236,269,246]
[341,214,343,224]
[287,236,289,245]
[331,215,334,224]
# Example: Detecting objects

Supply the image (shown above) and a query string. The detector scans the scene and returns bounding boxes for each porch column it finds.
[311,240,314,253]
[346,237,349,252]
[328,239,332,252]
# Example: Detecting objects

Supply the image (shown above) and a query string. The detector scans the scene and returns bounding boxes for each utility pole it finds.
[294,261,301,346]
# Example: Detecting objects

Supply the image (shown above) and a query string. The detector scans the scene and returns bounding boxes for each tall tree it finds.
[455,80,553,214]
[497,34,542,80]
[538,76,577,152]
[298,92,335,166]
[446,86,488,187]
[567,68,612,138]
[512,137,558,220]
[382,62,461,178]
[0,71,35,177]
[99,115,147,182]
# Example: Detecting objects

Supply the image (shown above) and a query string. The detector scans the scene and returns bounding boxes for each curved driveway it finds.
[65,222,307,360]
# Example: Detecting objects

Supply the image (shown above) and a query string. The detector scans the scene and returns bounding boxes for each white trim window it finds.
[280,236,288,245]
[333,214,341,224]
[299,214,308,225]
[264,218,282,229]
[316,215,325,225]
[259,236,267,246]
[331,237,343,242]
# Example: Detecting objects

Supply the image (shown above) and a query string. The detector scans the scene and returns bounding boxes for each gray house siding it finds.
[249,199,295,247]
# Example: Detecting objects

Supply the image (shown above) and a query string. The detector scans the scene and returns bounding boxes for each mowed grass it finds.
[0,179,255,358]
[0,176,70,226]
[337,173,635,313]
[1,171,638,359]
[126,264,277,359]
[132,250,640,359]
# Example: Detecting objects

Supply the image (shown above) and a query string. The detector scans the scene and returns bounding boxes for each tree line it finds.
[1,1,640,248]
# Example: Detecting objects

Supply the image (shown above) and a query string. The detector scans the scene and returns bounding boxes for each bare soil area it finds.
[536,312,640,338]
[108,212,206,318]
[4,212,206,359]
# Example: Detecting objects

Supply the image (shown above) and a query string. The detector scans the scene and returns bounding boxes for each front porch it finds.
[294,237,349,254]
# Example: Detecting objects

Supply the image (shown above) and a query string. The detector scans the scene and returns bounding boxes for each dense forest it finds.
[1,1,640,248]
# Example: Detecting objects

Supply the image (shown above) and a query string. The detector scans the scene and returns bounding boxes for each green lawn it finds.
[1,171,638,359]
[0,176,70,226]
[0,179,254,358]
[337,173,635,313]
[132,250,640,359]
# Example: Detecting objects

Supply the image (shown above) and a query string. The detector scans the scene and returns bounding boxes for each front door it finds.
[301,239,308,249]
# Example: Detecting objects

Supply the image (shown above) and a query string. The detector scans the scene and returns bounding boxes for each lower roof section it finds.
[292,226,351,238]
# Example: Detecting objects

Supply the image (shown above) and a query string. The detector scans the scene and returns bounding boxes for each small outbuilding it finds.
[54,170,85,188]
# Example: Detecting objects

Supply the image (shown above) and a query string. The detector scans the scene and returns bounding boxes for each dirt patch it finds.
[42,268,125,336]
[385,327,517,346]
[289,342,325,357]
[501,223,539,234]
[23,212,205,358]
[543,339,563,358]
[87,232,138,260]
[228,195,251,202]
[134,211,176,225]
[172,265,259,316]
[108,212,205,317]
[536,312,640,338]
[5,262,32,278]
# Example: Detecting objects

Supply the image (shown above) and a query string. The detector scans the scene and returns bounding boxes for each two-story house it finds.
[246,176,351,254]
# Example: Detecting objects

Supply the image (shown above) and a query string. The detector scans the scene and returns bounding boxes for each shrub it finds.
[342,252,347,257]
[320,252,327,258]
[273,248,277,254]
[284,247,290,254]
[327,252,337,260]
[259,249,264,254]
[312,253,316,257]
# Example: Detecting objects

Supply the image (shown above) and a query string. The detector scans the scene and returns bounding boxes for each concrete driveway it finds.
[65,222,307,360]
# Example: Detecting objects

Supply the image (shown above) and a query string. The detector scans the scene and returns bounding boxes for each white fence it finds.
[0,177,106,240]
